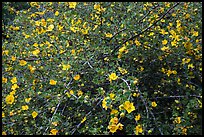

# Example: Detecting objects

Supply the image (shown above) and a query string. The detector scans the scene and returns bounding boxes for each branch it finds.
[111,2,180,55]
[108,28,127,42]
[71,97,103,135]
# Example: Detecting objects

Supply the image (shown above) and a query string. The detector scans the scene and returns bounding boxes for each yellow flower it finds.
[135,124,143,135]
[118,67,127,75]
[109,73,118,82]
[66,92,71,98]
[117,123,124,130]
[105,33,113,38]
[188,64,194,69]
[9,111,14,116]
[81,116,86,123]
[55,11,59,16]
[2,131,7,135]
[119,46,126,53]
[182,58,191,65]
[152,101,157,107]
[50,129,58,135]
[52,122,58,126]
[41,19,47,27]
[19,60,27,66]
[102,97,108,110]
[74,74,80,80]
[22,105,29,110]
[69,90,74,95]
[120,112,125,117]
[172,70,177,75]
[32,111,38,118]
[71,49,76,55]
[49,79,57,85]
[135,39,141,46]
[32,49,40,56]
[10,90,16,95]
[133,92,140,97]
[160,29,168,35]
[77,90,83,96]
[28,65,36,73]
[2,112,5,118]
[135,114,141,121]
[184,41,192,50]
[5,94,15,105]
[2,77,8,83]
[123,101,136,113]
[108,124,118,133]
[161,46,169,51]
[192,31,198,37]
[47,24,54,31]
[11,56,16,61]
[185,13,190,19]
[33,43,38,47]
[68,2,77,9]
[109,93,115,100]
[25,98,31,103]
[62,64,71,70]
[70,26,77,33]
[110,109,118,116]
[11,84,19,90]
[94,4,101,10]
[58,24,64,31]
[174,117,181,124]
[162,39,168,45]
[133,78,139,85]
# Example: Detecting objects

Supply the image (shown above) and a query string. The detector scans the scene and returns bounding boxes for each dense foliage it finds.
[2,2,202,135]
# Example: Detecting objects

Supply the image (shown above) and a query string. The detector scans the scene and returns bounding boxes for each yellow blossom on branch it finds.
[109,73,118,82]
[74,74,80,80]
[135,114,141,121]
[123,101,136,113]
[50,129,58,135]
[80,116,86,123]
[19,60,27,66]
[68,2,77,9]
[49,79,57,85]
[47,24,54,31]
[105,33,113,38]
[11,77,17,84]
[135,124,143,135]
[152,101,157,107]
[22,105,29,110]
[5,94,15,105]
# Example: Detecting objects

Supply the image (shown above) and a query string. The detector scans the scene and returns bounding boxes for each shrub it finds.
[2,2,202,135]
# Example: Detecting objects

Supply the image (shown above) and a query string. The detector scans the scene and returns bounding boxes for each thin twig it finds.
[154,95,202,99]
[109,28,127,42]
[43,100,61,135]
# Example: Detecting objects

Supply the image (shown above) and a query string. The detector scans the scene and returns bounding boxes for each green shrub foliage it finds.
[2,2,202,135]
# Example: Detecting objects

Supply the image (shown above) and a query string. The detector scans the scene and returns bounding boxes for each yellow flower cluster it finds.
[135,124,143,135]
[118,67,128,75]
[108,117,124,133]
[161,68,177,77]
[118,45,128,58]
